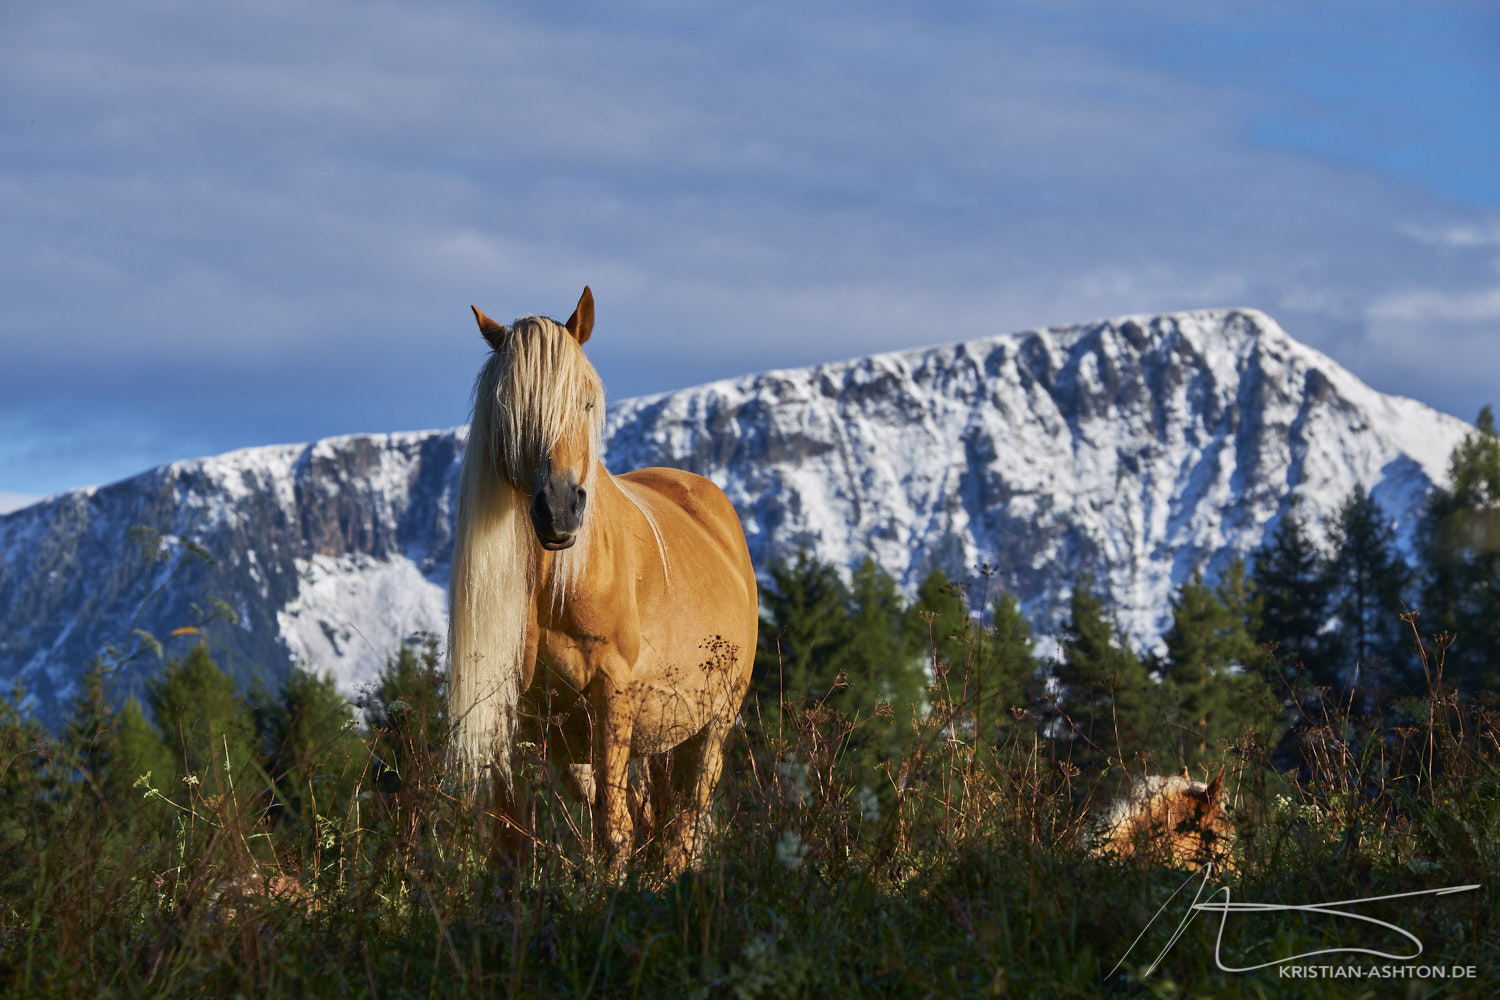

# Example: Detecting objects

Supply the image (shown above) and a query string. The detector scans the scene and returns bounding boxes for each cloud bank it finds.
[2,0,1497,495]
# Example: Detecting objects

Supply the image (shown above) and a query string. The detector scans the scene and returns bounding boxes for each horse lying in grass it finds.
[447,286,759,876]
[1091,770,1237,873]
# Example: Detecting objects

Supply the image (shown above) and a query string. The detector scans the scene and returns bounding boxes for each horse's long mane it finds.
[449,315,605,783]
[1099,774,1201,834]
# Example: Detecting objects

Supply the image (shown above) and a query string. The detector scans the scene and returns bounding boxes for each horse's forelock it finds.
[475,315,604,491]
[469,314,605,611]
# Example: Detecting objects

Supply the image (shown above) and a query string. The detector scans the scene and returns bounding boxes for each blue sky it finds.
[3,0,1498,506]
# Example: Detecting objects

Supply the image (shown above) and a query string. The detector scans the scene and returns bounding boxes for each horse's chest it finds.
[532,627,727,757]
[535,630,600,694]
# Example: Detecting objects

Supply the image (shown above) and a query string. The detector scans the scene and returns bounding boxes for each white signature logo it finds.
[1110,863,1481,979]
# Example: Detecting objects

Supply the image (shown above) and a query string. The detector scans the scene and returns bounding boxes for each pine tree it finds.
[908,568,971,682]
[906,571,1041,748]
[60,661,123,807]
[843,558,927,723]
[53,663,178,839]
[146,641,260,797]
[755,554,930,747]
[366,635,448,790]
[113,696,174,807]
[1251,501,1330,684]
[255,668,367,836]
[1159,565,1276,763]
[0,682,49,872]
[754,552,858,707]
[977,592,1038,724]
[1051,573,1155,764]
[1421,405,1500,691]
[1216,558,1272,670]
[1325,484,1412,692]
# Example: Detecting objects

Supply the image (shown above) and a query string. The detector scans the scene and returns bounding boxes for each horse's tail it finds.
[448,427,532,791]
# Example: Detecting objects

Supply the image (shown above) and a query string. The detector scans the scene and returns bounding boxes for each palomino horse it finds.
[448,286,758,875]
[1092,769,1237,873]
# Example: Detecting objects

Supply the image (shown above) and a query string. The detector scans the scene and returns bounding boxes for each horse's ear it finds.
[472,305,507,351]
[1205,768,1226,805]
[564,286,594,345]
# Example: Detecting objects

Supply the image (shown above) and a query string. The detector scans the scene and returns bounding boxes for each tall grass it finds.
[0,618,1495,998]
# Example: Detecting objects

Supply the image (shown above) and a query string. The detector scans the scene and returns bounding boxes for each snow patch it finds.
[276,554,448,698]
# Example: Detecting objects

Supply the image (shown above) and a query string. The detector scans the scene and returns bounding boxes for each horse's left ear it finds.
[564,286,594,345]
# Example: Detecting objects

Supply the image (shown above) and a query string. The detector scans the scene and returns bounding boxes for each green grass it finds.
[1,645,1497,999]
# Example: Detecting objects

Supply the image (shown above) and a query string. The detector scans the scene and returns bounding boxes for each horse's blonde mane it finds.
[1099,774,1202,834]
[449,315,605,784]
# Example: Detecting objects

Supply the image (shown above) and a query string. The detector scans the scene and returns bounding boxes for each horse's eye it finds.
[584,399,596,411]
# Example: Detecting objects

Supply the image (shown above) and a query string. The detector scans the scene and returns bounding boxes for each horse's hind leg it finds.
[661,720,731,875]
[630,755,669,836]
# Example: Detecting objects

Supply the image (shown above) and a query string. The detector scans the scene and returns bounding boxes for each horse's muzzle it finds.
[530,478,586,550]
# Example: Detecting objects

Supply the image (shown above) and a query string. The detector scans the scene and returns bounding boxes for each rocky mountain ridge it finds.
[0,308,1470,721]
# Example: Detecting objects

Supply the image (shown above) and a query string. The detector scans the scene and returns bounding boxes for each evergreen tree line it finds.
[1,410,1492,856]
[755,406,1500,771]
[0,636,447,887]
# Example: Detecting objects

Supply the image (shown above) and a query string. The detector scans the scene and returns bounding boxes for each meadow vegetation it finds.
[0,410,1497,997]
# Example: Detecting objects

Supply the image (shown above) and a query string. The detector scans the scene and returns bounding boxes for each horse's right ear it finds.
[1205,768,1226,805]
[472,306,507,351]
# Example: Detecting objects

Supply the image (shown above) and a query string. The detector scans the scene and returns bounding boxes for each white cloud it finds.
[1403,220,1500,248]
[1369,287,1500,324]
[0,493,43,515]
[2,1,1498,492]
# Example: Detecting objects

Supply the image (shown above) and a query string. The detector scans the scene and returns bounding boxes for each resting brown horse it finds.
[447,286,758,875]
[1091,769,1237,873]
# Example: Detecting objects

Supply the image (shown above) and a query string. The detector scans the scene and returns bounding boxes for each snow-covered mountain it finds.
[0,309,1471,722]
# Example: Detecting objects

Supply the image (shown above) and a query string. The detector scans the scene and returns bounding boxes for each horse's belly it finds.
[630,712,701,756]
[630,673,710,755]
[628,655,742,756]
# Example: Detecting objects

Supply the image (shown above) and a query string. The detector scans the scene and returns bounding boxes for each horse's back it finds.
[612,466,758,754]
[616,467,754,582]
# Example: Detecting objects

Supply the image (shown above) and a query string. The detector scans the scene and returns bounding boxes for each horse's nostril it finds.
[574,486,587,513]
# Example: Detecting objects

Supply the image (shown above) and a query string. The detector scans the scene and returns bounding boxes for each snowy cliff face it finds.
[0,433,464,720]
[606,308,1468,646]
[0,309,1471,721]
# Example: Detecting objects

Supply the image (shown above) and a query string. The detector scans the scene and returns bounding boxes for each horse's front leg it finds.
[587,665,638,877]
